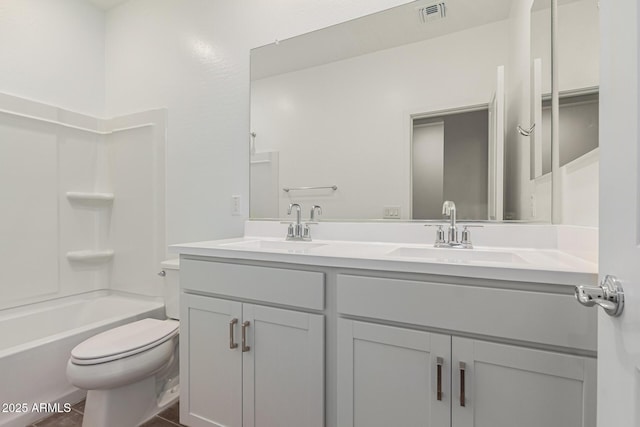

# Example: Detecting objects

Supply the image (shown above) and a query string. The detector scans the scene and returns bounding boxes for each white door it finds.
[487,65,505,220]
[337,319,451,427]
[451,337,595,427]
[180,294,243,427]
[531,58,543,178]
[242,304,324,427]
[598,0,640,426]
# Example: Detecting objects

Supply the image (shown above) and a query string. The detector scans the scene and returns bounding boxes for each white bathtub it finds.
[0,292,165,427]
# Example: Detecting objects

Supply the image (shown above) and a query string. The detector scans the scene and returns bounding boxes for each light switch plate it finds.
[231,195,242,216]
[383,205,401,219]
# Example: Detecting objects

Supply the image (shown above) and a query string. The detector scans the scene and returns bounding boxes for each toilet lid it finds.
[71,318,179,365]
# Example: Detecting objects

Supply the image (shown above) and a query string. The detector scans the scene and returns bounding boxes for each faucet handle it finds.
[460,227,472,248]
[435,225,446,246]
[460,225,482,248]
[310,205,322,222]
[425,224,446,247]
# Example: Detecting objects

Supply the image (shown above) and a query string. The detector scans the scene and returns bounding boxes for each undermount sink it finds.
[220,240,327,252]
[386,247,527,265]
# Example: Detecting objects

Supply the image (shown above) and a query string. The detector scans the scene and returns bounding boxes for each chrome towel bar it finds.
[283,185,337,192]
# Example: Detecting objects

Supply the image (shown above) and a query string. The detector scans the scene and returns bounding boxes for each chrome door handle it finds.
[436,357,443,401]
[459,362,466,407]
[241,321,250,352]
[575,275,624,317]
[229,318,238,349]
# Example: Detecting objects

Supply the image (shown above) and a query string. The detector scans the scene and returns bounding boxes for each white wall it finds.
[557,0,599,92]
[104,0,411,243]
[0,0,105,116]
[561,148,598,226]
[251,20,507,219]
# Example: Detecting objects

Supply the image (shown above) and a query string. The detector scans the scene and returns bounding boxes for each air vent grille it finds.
[417,2,446,23]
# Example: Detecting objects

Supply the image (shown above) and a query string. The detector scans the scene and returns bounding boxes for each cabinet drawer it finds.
[337,274,596,352]
[181,258,324,310]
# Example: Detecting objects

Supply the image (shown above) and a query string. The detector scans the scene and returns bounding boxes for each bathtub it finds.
[0,292,165,427]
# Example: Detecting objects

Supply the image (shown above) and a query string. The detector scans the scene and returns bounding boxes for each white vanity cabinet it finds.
[337,320,452,426]
[337,274,596,427]
[173,240,597,427]
[338,319,595,427]
[451,337,595,427]
[179,258,325,427]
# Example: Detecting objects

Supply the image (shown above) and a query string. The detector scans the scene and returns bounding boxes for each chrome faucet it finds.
[287,203,303,239]
[428,201,478,249]
[442,200,457,244]
[286,203,312,241]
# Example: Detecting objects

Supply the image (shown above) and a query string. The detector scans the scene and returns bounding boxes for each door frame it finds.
[406,103,489,220]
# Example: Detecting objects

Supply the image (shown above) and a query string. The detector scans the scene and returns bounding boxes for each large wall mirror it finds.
[528,0,599,226]
[249,0,599,225]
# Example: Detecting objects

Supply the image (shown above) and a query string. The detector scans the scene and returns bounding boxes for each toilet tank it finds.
[161,259,180,320]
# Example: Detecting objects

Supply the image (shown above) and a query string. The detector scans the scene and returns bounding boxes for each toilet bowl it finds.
[66,259,181,427]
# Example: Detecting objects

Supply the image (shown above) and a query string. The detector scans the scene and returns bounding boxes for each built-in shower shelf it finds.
[66,250,114,263]
[66,192,114,204]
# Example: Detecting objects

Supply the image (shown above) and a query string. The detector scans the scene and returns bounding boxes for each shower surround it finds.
[0,92,168,424]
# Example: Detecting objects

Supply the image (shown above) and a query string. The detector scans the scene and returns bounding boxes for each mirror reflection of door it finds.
[411,108,489,220]
[412,122,444,218]
[488,65,505,221]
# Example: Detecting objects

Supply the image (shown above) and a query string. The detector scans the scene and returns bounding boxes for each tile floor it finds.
[28,400,186,427]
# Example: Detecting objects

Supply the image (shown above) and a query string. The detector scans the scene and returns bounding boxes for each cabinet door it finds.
[242,304,324,427]
[337,319,451,427]
[451,337,596,427]
[180,293,243,427]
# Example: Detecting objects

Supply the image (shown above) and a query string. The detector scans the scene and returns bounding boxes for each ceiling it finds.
[251,0,513,80]
[86,0,128,11]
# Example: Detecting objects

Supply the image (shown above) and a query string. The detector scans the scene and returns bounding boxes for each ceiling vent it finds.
[417,2,446,23]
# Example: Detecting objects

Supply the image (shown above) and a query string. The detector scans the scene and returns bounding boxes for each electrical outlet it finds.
[383,205,401,219]
[231,195,242,216]
[530,194,536,218]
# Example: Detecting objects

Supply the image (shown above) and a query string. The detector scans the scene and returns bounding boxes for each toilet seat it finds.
[71,318,179,365]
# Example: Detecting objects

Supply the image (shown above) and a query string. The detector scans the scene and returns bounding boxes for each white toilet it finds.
[67,259,181,427]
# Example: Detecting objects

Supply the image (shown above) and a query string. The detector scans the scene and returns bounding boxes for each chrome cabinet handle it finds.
[229,318,238,349]
[459,362,466,407]
[575,275,624,317]
[436,357,444,401]
[242,321,250,352]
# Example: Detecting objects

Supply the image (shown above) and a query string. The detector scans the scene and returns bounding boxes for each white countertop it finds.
[171,231,598,287]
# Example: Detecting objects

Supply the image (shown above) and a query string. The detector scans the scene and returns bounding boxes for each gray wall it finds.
[443,110,489,220]
[537,93,599,177]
